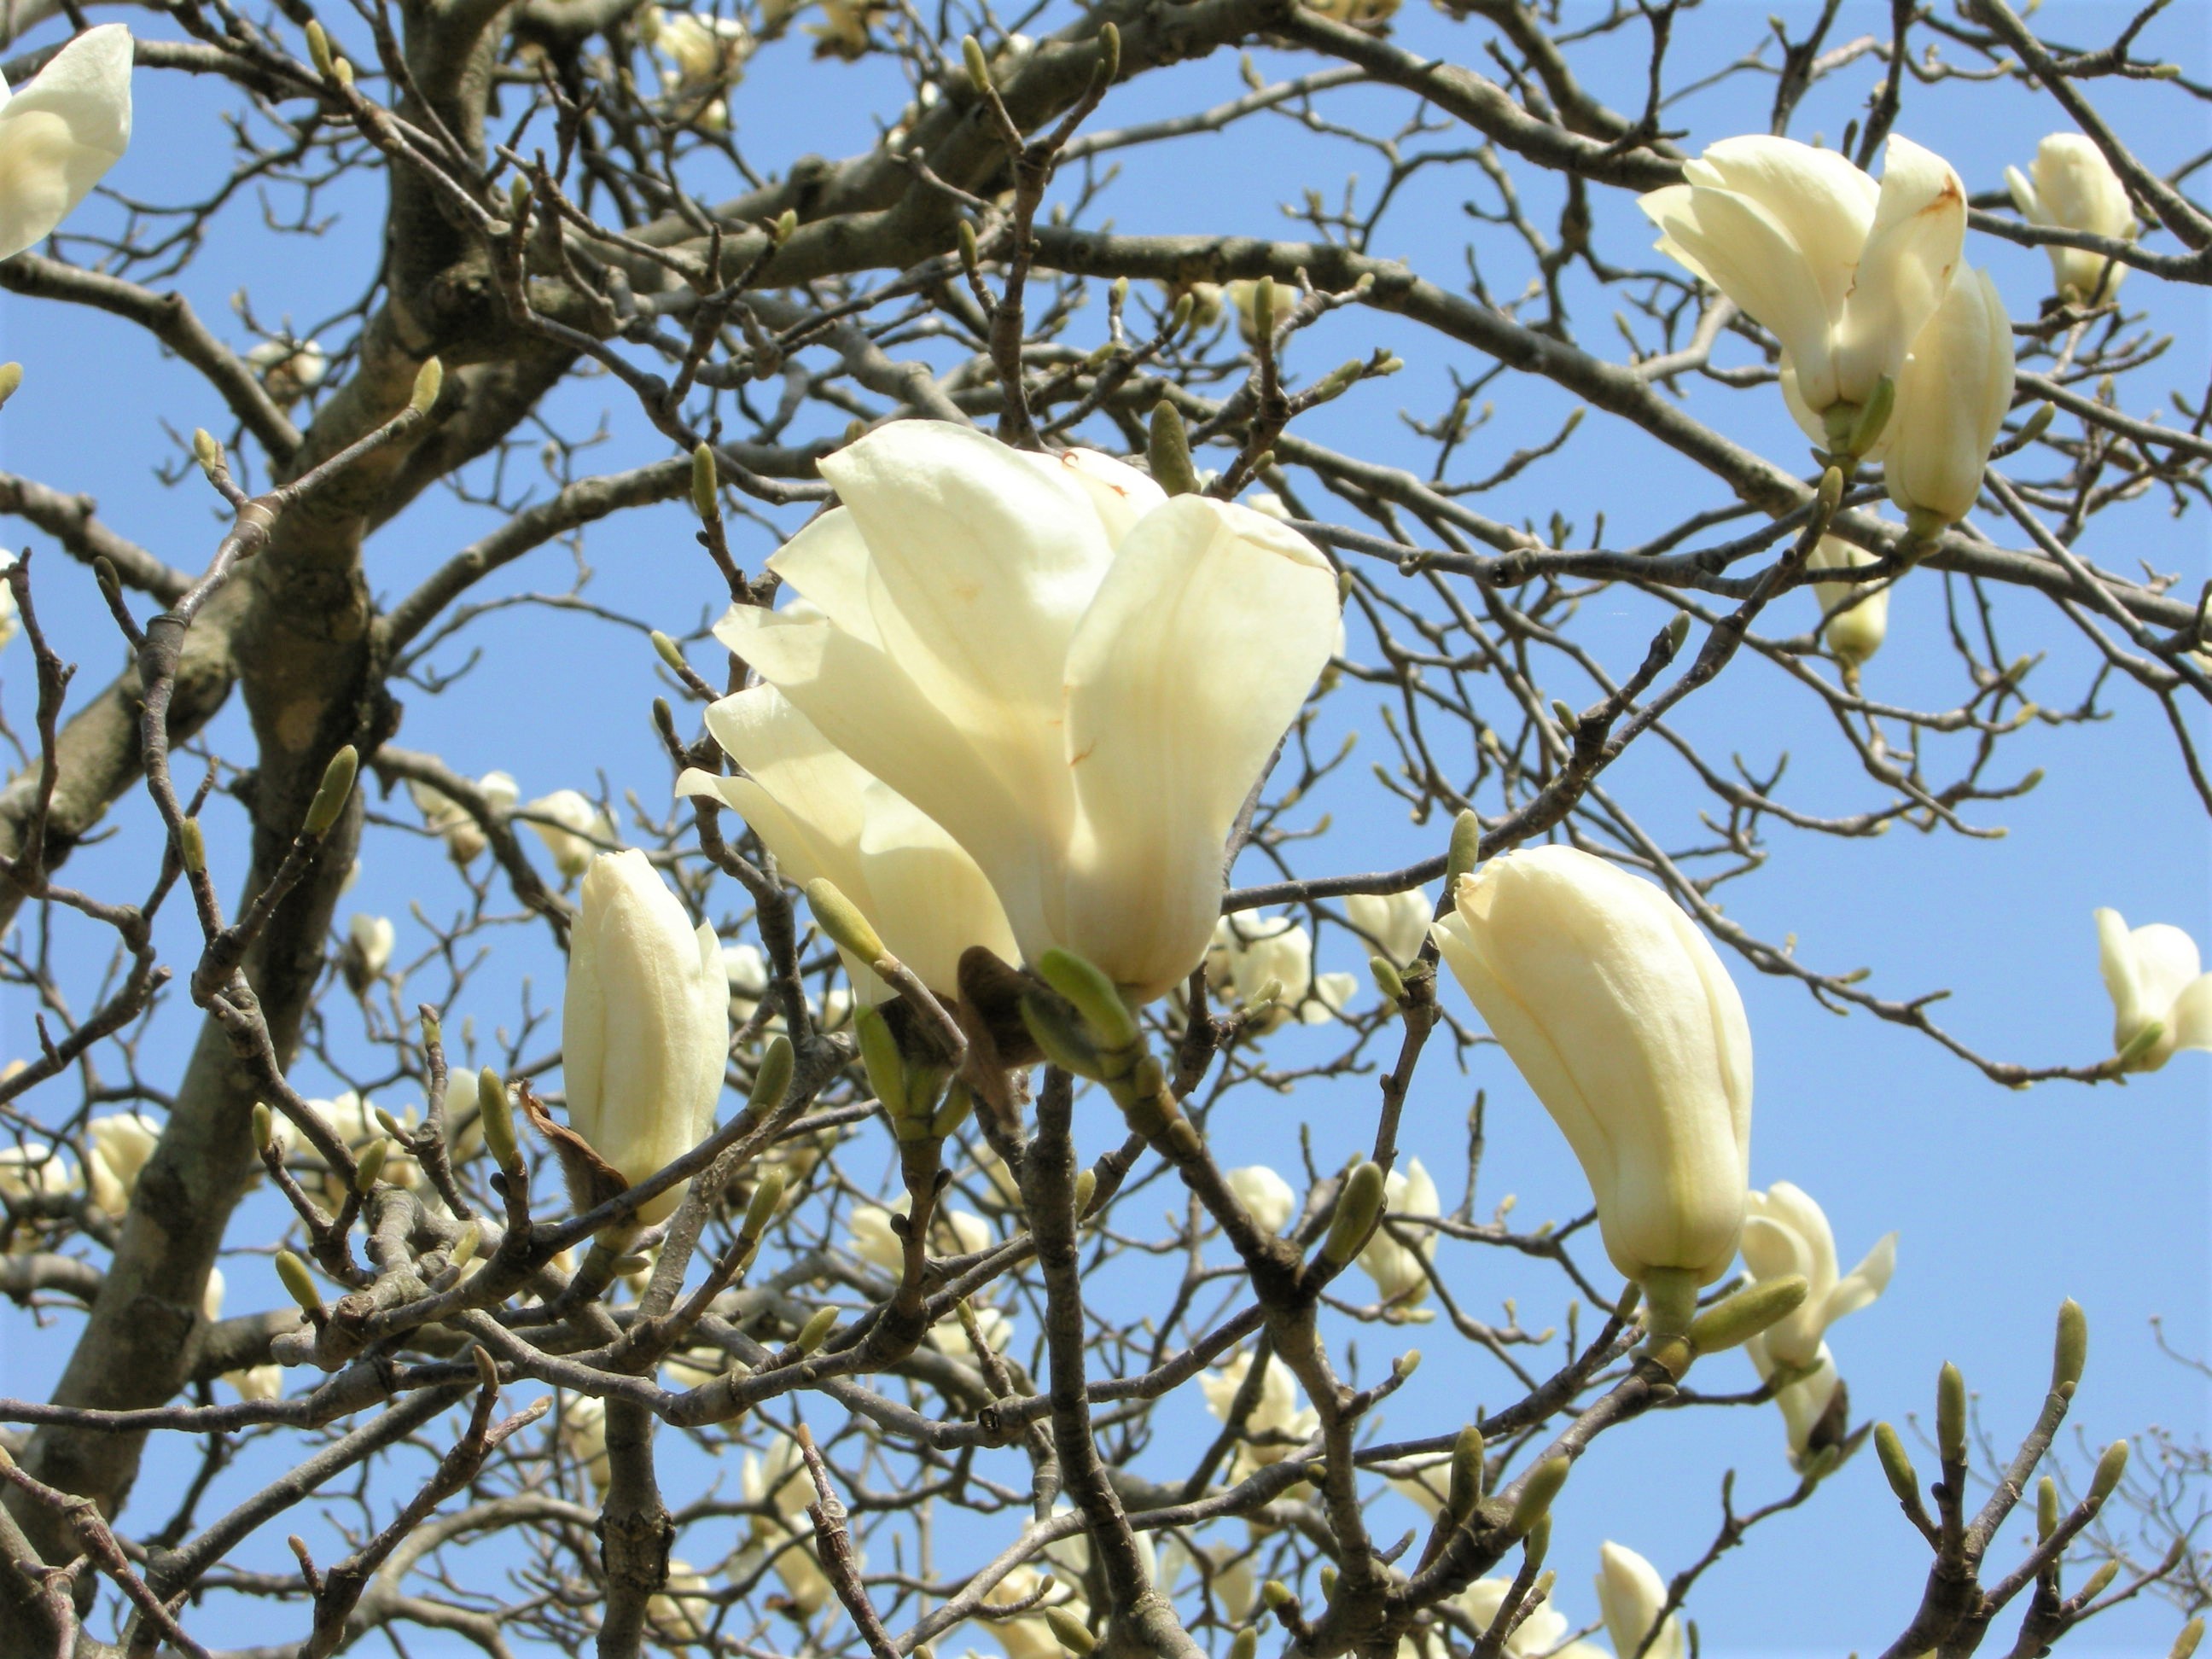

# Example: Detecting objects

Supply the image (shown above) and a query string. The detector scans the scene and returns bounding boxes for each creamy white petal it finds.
[0,26,131,263]
[1834,136,1965,400]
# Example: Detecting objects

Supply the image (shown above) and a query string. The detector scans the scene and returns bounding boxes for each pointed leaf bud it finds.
[651,631,690,677]
[1033,947,1138,1050]
[1448,1423,1484,1520]
[1148,400,1202,497]
[1508,1455,1569,1537]
[409,358,445,416]
[0,364,22,410]
[743,1167,787,1237]
[748,1033,794,1117]
[178,818,207,876]
[1320,1160,1385,1266]
[1045,1609,1096,1656]
[477,1066,517,1170]
[451,1220,481,1269]
[1875,1422,1918,1508]
[2037,1475,2059,1541]
[2017,401,2056,446]
[1937,1362,1967,1466]
[795,1304,838,1353]
[2053,1298,2087,1397]
[1074,1167,1097,1217]
[303,745,358,838]
[2079,1559,2119,1601]
[276,1250,322,1313]
[853,1005,907,1118]
[1520,1512,1551,1570]
[192,428,223,476]
[2088,1439,2129,1505]
[690,443,719,520]
[1445,808,1482,888]
[305,20,335,76]
[353,1138,390,1194]
[1688,1273,1808,1354]
[2171,1619,2204,1659]
[805,877,885,965]
[1664,613,1691,653]
[1229,1632,1259,1659]
[962,34,991,94]
[1817,465,1845,517]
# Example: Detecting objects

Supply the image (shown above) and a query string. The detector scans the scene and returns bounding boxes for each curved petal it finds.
[1644,183,1841,410]
[1022,447,1168,545]
[2096,906,2145,1045]
[1690,136,1877,319]
[1835,136,1965,400]
[853,781,1021,994]
[0,25,131,263]
[2129,922,2205,1019]
[1060,498,1340,998]
[2169,975,2212,1055]
[2005,164,2046,225]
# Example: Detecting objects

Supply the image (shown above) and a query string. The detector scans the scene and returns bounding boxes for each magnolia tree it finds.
[0,0,2205,1652]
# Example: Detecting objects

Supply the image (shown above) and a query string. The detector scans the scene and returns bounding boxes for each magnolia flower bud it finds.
[716,429,1340,1002]
[1224,1165,1296,1234]
[1432,847,1752,1310]
[659,10,748,87]
[2007,134,2136,302]
[1806,536,1889,668]
[2094,908,2212,1072]
[84,1109,160,1220]
[1595,1542,1685,1659]
[1639,135,1965,443]
[562,850,729,1223]
[341,912,394,995]
[0,26,134,263]
[1199,1350,1318,1481]
[1883,265,2015,535]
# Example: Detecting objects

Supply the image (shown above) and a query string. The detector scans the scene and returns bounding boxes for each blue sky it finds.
[1,0,2208,1651]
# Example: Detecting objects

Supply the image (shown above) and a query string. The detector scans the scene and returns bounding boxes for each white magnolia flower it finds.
[224,1363,284,1401]
[1157,1536,1254,1622]
[977,1563,1087,1659]
[560,1393,611,1495]
[1806,536,1889,668]
[1434,847,1752,1320]
[342,912,394,994]
[648,1557,714,1643]
[0,26,133,262]
[2096,908,2212,1072]
[1224,1164,1296,1235]
[1459,1577,1608,1659]
[1347,887,1433,967]
[1201,1348,1318,1477]
[933,1300,1016,1362]
[0,579,15,653]
[1883,265,2015,534]
[562,851,728,1224]
[244,337,326,404]
[1355,1157,1438,1315]
[1208,913,1347,1028]
[1639,135,1965,443]
[408,769,517,863]
[724,942,769,1023]
[660,11,747,87]
[1739,1181,1895,1370]
[847,1197,990,1277]
[1747,1339,1845,1470]
[2007,133,2136,301]
[716,422,1341,1002]
[84,1109,160,1219]
[680,684,1019,1000]
[523,789,614,879]
[0,1141,79,1232]
[1595,1543,1685,1659]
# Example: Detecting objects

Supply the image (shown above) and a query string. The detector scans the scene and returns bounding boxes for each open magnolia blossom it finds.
[2008,133,2136,301]
[1347,886,1433,966]
[1807,536,1890,668]
[1224,1164,1297,1235]
[647,1559,713,1644]
[84,1109,160,1220]
[1749,1339,1845,1471]
[1434,846,1753,1312]
[0,25,133,263]
[1639,134,1965,444]
[656,10,748,87]
[1883,265,2015,534]
[307,1091,420,1207]
[561,850,728,1223]
[2096,908,2212,1072]
[1207,912,1357,1028]
[201,1270,285,1405]
[1596,1542,1685,1659]
[715,420,1342,1002]
[523,789,614,879]
[1201,1348,1318,1479]
[244,337,325,405]
[1158,1536,1256,1624]
[1740,1181,1895,1371]
[1456,1578,1607,1659]
[407,768,516,862]
[1355,1157,1439,1316]
[679,684,1018,1000]
[742,1437,837,1613]
[978,1564,1089,1659]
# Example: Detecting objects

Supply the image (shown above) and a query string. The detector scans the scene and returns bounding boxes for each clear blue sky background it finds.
[1,0,2209,1652]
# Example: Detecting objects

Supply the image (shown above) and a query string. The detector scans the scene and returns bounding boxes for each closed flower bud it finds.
[1806,536,1890,667]
[561,850,729,1223]
[341,912,394,995]
[1882,266,2015,534]
[1224,1165,1296,1234]
[1639,135,1965,444]
[717,423,1340,1003]
[0,26,134,263]
[1595,1543,1684,1659]
[2007,134,2135,301]
[1432,847,1752,1313]
[523,789,614,880]
[2094,908,2212,1072]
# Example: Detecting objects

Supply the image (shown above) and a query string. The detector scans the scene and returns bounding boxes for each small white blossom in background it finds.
[244,337,326,405]
[0,1143,75,1250]
[408,769,518,863]
[1458,1576,1608,1659]
[1806,536,1890,670]
[657,10,748,89]
[1347,887,1433,966]
[559,1393,610,1496]
[2096,908,2212,1073]
[1596,1542,1685,1659]
[1354,1157,1438,1318]
[307,1091,419,1207]
[522,789,614,880]
[2007,133,2137,302]
[1224,1164,1297,1235]
[647,1557,714,1643]
[740,1436,837,1613]
[341,912,394,995]
[847,1197,991,1277]
[84,1110,160,1220]
[1200,1348,1318,1479]
[1208,913,1357,1028]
